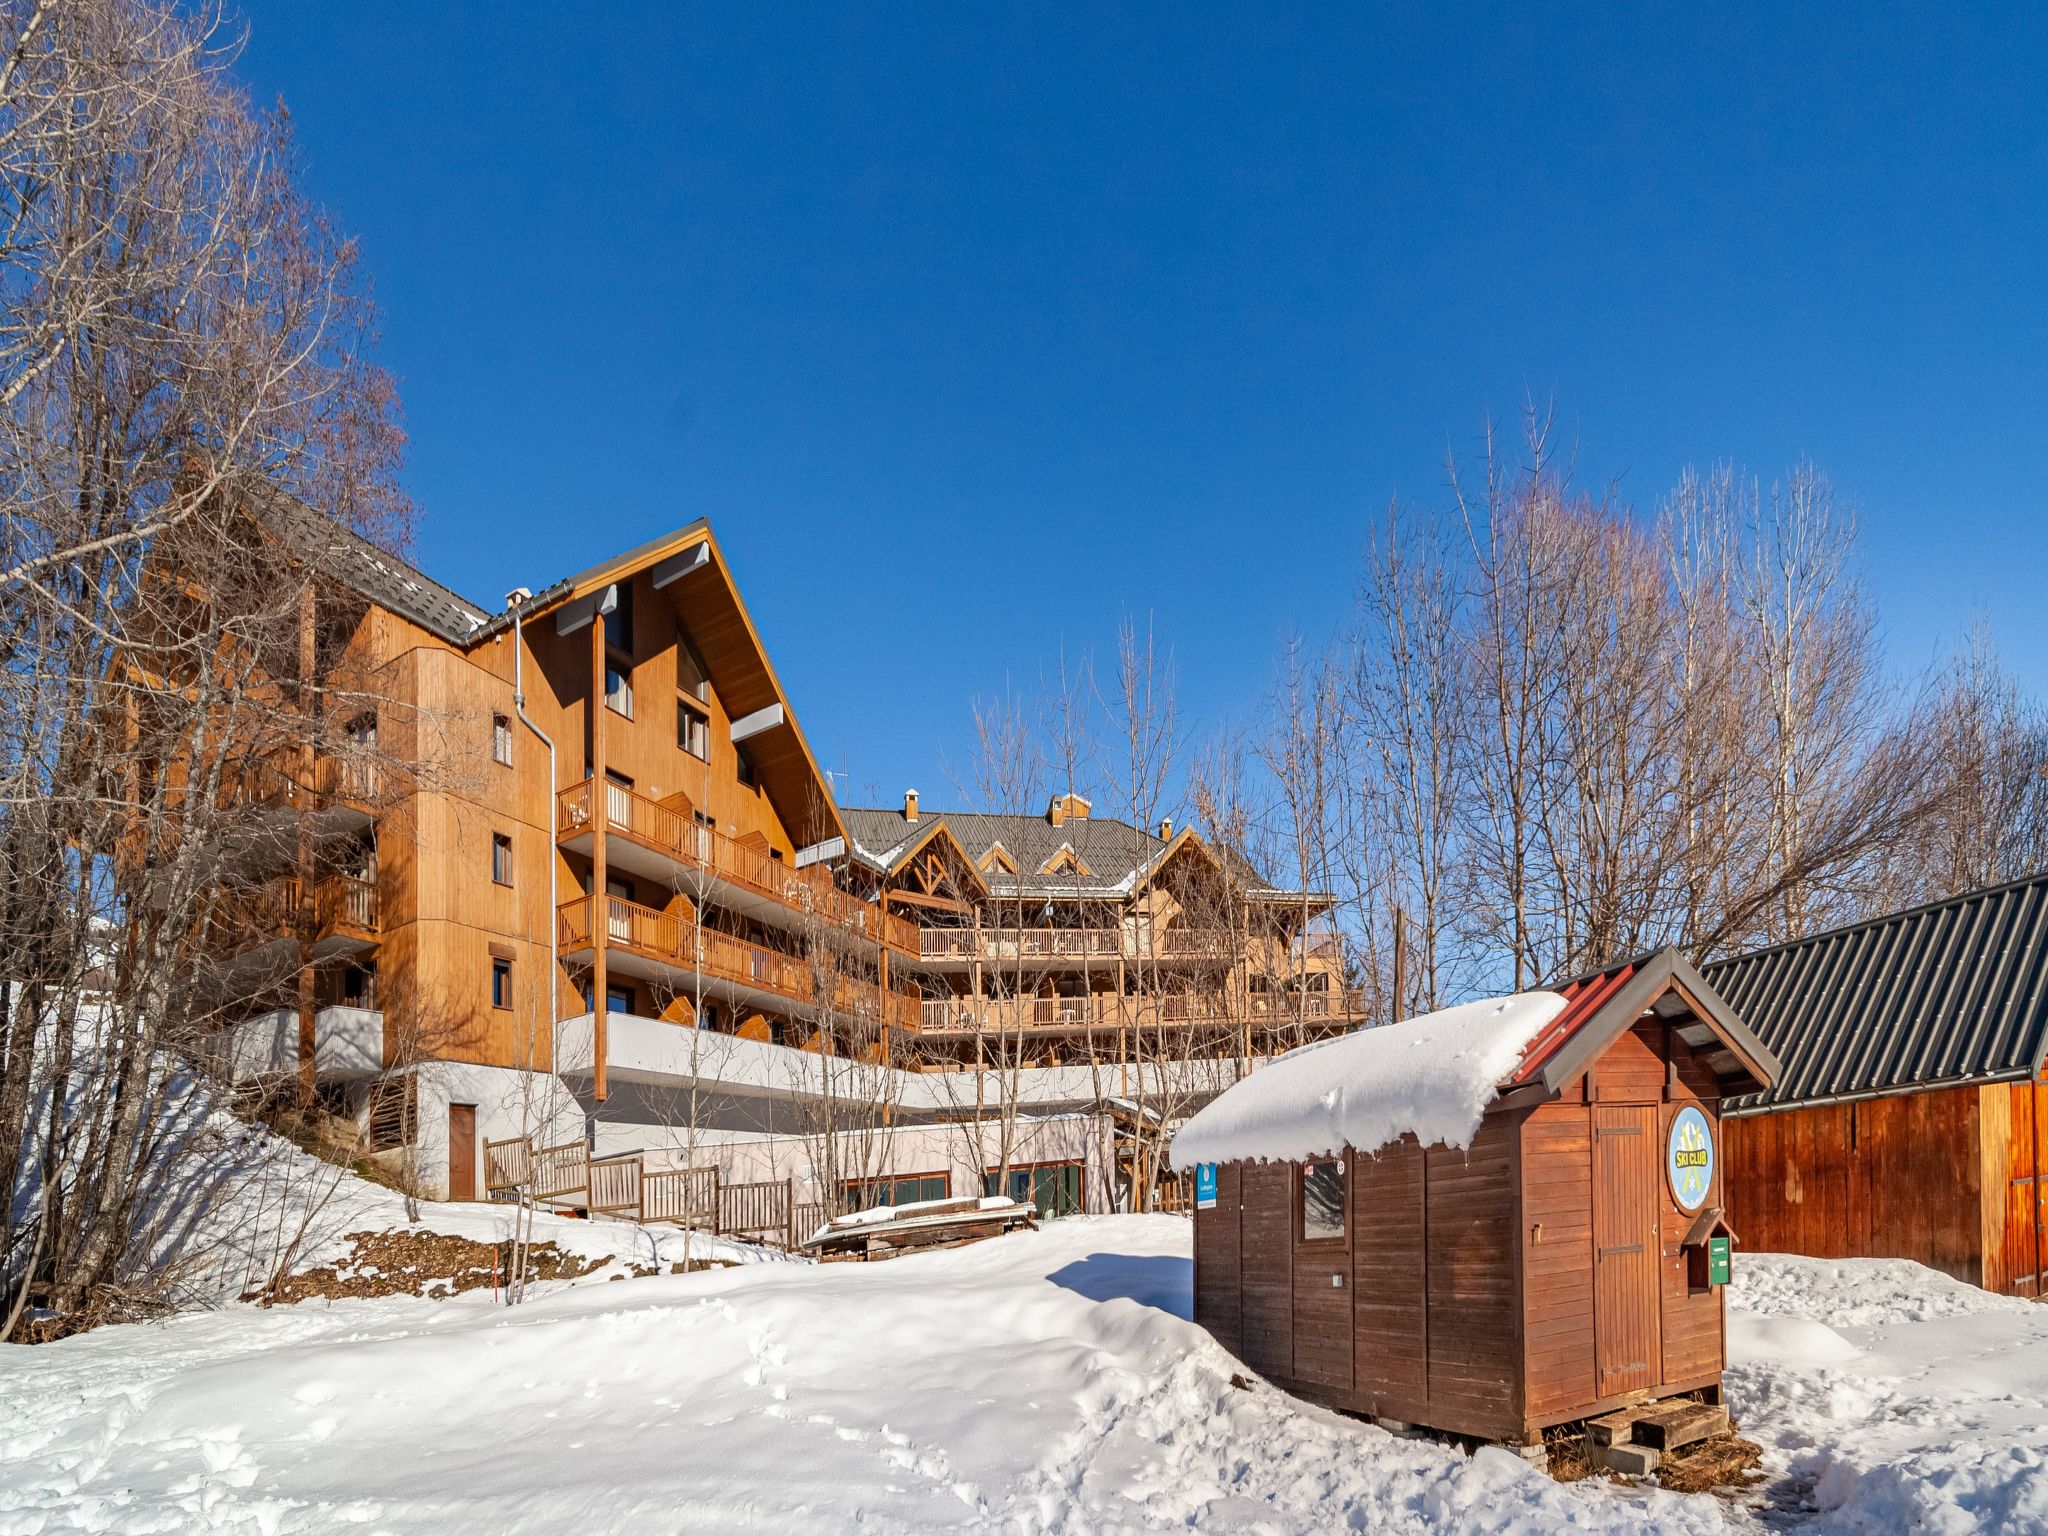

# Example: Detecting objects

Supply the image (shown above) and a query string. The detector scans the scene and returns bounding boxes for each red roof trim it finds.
[1509,961,1637,1086]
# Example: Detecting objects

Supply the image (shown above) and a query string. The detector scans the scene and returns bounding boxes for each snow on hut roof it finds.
[1169,991,1567,1168]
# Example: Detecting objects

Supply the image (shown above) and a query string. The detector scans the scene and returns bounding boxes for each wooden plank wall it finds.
[1352,1141,1428,1420]
[1520,1100,1594,1421]
[1723,1083,1994,1288]
[1238,1161,1294,1382]
[1192,1162,1243,1357]
[1423,1119,1519,1439]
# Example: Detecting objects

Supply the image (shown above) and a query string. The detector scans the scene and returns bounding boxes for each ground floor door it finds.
[1592,1104,1659,1398]
[448,1104,477,1201]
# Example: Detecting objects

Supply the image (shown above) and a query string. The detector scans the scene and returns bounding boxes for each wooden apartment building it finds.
[211,491,1361,1208]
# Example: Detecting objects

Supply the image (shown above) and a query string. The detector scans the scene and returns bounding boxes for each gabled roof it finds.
[249,481,844,849]
[842,805,1177,899]
[1512,948,1777,1101]
[244,480,492,644]
[1170,947,1779,1169]
[1702,870,2048,1114]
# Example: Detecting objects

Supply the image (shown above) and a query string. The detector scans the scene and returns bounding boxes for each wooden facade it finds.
[1721,1078,2048,1294]
[1190,952,1775,1445]
[209,500,1360,1202]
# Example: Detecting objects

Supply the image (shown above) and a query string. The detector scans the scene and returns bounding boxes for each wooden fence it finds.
[482,1136,813,1250]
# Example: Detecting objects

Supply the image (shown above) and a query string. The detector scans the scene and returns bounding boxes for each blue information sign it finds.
[1666,1104,1715,1212]
[1195,1163,1218,1210]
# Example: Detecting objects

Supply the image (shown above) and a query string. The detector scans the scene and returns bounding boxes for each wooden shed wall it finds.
[1721,1084,1993,1288]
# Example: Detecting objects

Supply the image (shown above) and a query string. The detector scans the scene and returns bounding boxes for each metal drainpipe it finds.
[507,592,560,1062]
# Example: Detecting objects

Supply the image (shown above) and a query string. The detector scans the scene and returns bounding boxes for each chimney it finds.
[1158,817,1173,840]
[1048,790,1091,827]
[904,789,919,822]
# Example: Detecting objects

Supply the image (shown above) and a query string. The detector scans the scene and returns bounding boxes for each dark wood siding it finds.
[1521,1100,1594,1420]
[1193,1162,1243,1356]
[1353,1140,1428,1416]
[1424,1119,1519,1439]
[1592,1104,1659,1398]
[1239,1160,1294,1381]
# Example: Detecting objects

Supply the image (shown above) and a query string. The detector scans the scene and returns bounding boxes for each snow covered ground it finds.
[6,1214,2048,1534]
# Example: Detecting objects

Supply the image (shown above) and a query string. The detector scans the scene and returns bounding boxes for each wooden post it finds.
[295,586,318,1107]
[878,893,894,1127]
[590,601,609,1103]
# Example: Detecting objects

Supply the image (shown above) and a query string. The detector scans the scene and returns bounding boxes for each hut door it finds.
[1592,1105,1659,1398]
[1291,1158,1353,1392]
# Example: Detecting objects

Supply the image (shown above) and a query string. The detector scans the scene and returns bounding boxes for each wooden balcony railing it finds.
[558,778,916,952]
[557,893,920,1030]
[312,874,378,935]
[920,927,1122,961]
[916,987,1365,1035]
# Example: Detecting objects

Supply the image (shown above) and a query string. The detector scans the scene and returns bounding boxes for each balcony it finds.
[915,927,1121,968]
[913,986,1369,1040]
[556,893,920,1032]
[905,924,1233,971]
[557,778,917,954]
[232,748,379,853]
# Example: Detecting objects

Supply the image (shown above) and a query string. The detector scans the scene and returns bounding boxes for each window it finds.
[607,982,634,1015]
[492,714,513,765]
[842,1173,949,1212]
[345,711,378,750]
[735,745,756,787]
[677,696,709,760]
[985,1163,1084,1219]
[1301,1159,1346,1242]
[491,956,513,1010]
[491,832,512,886]
[605,663,635,719]
[676,628,709,701]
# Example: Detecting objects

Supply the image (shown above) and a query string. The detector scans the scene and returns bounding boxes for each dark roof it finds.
[245,480,492,645]
[1701,870,2048,1114]
[842,805,1173,898]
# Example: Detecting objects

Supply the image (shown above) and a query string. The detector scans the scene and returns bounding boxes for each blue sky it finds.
[239,4,2047,810]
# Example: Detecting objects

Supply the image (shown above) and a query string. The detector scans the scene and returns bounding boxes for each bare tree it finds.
[0,0,408,1336]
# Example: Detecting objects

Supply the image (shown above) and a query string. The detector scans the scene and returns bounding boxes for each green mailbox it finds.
[1707,1234,1731,1287]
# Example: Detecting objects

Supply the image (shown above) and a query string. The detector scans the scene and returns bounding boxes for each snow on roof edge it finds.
[1168,991,1569,1169]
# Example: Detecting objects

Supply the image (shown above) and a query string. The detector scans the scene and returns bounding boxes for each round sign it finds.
[1667,1104,1715,1212]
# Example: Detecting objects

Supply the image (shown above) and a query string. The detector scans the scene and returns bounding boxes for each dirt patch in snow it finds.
[246,1230,606,1304]
[1655,1435,1764,1495]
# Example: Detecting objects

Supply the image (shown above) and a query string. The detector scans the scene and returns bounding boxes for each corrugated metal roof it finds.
[1701,871,2048,1114]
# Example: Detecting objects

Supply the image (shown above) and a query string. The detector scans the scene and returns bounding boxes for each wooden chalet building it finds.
[838,794,1363,1069]
[1704,871,2048,1295]
[202,490,1357,1217]
[1176,949,1778,1450]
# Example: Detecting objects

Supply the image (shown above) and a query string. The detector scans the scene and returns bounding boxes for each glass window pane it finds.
[1302,1159,1346,1241]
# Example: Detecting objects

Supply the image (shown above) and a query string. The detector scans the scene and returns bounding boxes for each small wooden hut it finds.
[1173,948,1778,1450]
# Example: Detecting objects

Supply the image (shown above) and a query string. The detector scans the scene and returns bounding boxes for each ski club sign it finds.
[1666,1103,1715,1213]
